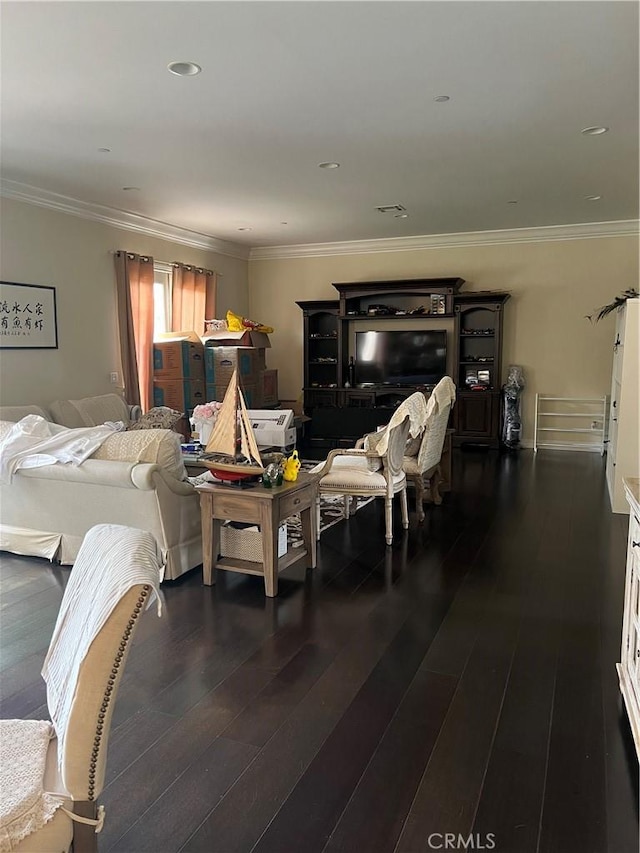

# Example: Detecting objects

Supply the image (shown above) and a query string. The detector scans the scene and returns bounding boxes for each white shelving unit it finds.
[606,298,639,514]
[533,395,607,454]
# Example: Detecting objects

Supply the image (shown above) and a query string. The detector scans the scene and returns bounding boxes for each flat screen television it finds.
[355,329,447,386]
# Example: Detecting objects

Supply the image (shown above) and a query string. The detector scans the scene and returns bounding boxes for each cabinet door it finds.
[623,513,640,703]
[455,392,499,438]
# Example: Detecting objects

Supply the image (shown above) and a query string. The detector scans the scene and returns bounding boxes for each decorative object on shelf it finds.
[585,288,639,323]
[0,281,58,349]
[283,450,301,482]
[262,460,284,488]
[429,294,446,314]
[199,369,264,481]
[348,356,356,387]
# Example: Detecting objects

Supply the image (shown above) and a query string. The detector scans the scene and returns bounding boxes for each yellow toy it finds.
[226,309,274,335]
[283,450,301,482]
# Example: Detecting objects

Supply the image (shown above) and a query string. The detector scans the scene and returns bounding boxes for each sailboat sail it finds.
[238,388,263,466]
[203,368,264,473]
[204,378,238,458]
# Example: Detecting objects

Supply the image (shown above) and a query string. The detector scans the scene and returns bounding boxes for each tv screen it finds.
[355,329,446,386]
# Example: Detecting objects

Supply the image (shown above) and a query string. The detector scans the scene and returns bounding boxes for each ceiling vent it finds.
[375,204,406,214]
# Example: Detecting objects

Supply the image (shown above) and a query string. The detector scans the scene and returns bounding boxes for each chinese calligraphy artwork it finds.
[0,282,58,349]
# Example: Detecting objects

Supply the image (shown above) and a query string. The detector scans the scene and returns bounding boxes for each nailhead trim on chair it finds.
[87,586,149,801]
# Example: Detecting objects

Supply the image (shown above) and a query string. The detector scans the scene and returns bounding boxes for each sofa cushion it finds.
[49,394,131,428]
[0,405,50,423]
[129,407,182,431]
[90,429,187,481]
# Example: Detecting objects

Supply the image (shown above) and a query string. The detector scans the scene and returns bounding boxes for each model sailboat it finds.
[201,369,264,480]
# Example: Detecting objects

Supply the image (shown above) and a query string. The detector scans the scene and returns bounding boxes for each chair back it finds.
[409,377,455,473]
[363,391,427,471]
[384,416,412,477]
[417,402,452,473]
[42,524,163,801]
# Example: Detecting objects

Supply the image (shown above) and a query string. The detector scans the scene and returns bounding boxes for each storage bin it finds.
[219,522,287,561]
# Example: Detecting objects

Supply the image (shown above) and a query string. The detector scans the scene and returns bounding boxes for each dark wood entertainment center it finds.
[297,278,510,450]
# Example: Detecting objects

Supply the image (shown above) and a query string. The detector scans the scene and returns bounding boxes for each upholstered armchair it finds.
[401,377,456,521]
[0,524,163,852]
[312,392,428,545]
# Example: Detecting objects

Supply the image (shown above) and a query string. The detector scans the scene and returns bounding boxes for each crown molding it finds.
[249,219,640,260]
[3,178,636,263]
[0,179,250,260]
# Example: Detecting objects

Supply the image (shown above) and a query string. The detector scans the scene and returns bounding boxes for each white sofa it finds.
[0,399,201,580]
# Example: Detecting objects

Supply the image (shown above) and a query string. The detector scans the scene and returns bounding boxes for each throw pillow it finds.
[91,429,187,481]
[129,407,183,431]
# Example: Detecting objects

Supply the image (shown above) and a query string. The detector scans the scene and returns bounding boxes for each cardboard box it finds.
[206,382,263,409]
[153,340,205,380]
[153,379,205,413]
[220,521,287,562]
[204,346,263,386]
[280,399,306,417]
[258,369,278,407]
[202,330,271,349]
[155,330,202,344]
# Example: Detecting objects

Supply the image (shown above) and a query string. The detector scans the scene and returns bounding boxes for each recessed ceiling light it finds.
[394,213,409,219]
[237,227,252,231]
[98,147,111,153]
[585,195,602,201]
[318,162,340,169]
[122,186,141,191]
[581,126,609,136]
[434,95,450,102]
[167,61,202,77]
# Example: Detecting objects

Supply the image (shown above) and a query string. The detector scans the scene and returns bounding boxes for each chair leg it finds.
[316,495,321,541]
[414,475,425,522]
[400,487,409,529]
[343,495,350,519]
[72,801,99,853]
[385,497,393,546]
[428,465,443,506]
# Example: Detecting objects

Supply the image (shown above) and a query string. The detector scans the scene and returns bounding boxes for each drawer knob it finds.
[294,498,300,505]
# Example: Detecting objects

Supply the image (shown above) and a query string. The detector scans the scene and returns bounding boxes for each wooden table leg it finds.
[260,501,279,597]
[300,505,317,569]
[200,492,215,586]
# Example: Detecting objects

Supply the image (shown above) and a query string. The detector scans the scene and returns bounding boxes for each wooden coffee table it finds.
[196,472,318,597]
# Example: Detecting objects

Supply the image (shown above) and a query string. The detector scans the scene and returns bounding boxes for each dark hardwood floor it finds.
[1,449,638,853]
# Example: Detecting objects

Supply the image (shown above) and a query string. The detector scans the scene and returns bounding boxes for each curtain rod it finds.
[110,251,221,276]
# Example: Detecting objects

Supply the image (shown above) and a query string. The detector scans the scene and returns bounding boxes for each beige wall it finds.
[248,235,639,443]
[0,198,249,408]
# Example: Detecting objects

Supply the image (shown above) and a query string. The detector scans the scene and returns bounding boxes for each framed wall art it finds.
[0,281,58,349]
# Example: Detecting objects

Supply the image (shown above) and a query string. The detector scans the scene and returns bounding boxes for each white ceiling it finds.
[1,1,638,251]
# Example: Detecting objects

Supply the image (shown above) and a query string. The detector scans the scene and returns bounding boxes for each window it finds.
[153,265,173,339]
